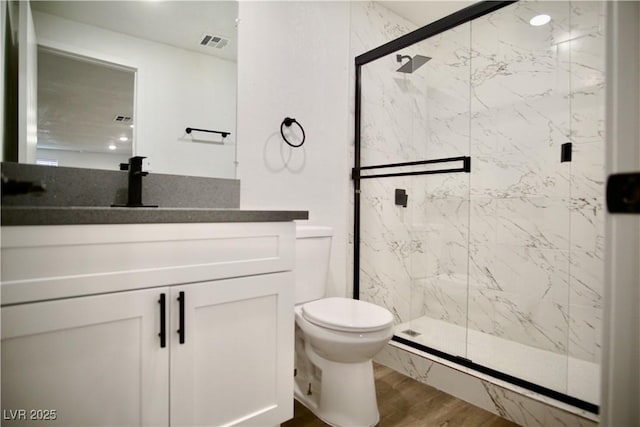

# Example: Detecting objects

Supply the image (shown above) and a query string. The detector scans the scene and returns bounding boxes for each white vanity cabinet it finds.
[2,287,170,426]
[170,273,291,426]
[0,221,296,427]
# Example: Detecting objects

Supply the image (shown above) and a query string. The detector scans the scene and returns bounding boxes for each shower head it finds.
[396,54,431,73]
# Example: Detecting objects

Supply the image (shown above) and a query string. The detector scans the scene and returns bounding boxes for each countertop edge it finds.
[1,207,309,226]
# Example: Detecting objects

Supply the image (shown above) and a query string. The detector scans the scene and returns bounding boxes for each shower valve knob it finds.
[395,189,408,208]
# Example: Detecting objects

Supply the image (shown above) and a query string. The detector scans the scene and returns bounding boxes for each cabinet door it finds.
[1,288,169,426]
[170,272,294,426]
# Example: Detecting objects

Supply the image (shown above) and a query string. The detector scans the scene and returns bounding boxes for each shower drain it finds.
[401,329,421,337]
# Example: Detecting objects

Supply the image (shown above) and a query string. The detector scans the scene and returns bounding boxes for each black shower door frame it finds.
[351,0,599,414]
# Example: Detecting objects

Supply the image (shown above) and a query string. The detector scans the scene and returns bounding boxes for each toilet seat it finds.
[301,297,394,333]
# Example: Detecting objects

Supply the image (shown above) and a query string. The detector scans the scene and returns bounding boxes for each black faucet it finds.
[127,156,147,206]
[112,156,157,207]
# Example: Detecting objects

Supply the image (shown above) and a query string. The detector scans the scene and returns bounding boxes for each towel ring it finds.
[280,117,306,148]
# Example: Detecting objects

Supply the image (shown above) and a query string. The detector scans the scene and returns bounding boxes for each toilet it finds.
[293,225,394,427]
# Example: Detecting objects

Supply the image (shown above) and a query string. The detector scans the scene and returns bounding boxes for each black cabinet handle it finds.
[158,293,166,348]
[177,291,185,344]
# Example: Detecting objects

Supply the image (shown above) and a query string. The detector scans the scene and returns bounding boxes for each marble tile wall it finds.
[467,1,575,364]
[467,0,606,368]
[354,0,605,405]
[352,1,418,324]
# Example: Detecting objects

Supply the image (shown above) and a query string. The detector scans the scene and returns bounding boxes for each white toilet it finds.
[293,225,394,427]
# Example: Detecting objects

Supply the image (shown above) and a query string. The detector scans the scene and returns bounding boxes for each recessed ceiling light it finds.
[129,124,134,129]
[119,136,128,142]
[530,14,551,26]
[108,143,117,150]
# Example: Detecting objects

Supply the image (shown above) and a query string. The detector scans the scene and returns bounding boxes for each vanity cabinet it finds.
[2,287,169,426]
[170,274,291,426]
[1,222,296,426]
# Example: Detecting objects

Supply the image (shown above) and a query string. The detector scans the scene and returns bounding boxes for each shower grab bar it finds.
[353,155,470,180]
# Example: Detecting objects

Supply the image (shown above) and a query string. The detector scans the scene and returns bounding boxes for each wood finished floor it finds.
[282,363,518,427]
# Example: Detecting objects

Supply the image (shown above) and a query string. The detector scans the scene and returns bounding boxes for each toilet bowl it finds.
[296,298,394,363]
[294,226,394,427]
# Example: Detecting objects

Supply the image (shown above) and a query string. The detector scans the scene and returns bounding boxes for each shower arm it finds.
[396,54,412,64]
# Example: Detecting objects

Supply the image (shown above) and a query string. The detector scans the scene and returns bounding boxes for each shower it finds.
[354,0,605,418]
[396,54,431,73]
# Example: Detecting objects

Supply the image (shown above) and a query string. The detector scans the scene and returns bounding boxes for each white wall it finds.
[32,12,237,179]
[236,1,351,298]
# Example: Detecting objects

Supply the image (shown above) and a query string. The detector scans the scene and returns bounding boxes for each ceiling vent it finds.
[113,115,132,123]
[200,33,229,49]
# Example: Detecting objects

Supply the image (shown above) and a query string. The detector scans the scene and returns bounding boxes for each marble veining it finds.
[354,0,605,409]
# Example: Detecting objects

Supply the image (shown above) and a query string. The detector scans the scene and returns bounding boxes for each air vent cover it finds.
[200,33,229,49]
[113,115,132,123]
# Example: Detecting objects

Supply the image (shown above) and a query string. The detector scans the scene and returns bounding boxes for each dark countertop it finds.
[1,206,309,226]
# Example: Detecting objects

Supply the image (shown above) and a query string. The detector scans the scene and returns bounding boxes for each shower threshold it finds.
[394,316,599,411]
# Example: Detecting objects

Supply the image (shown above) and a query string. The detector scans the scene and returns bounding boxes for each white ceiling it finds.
[30,1,238,62]
[30,0,470,52]
[29,0,472,70]
[30,0,470,157]
[377,1,474,27]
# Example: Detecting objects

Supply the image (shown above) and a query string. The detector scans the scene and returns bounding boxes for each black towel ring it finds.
[280,117,306,148]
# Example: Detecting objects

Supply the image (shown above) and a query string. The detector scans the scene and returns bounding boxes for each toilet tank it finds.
[295,225,333,304]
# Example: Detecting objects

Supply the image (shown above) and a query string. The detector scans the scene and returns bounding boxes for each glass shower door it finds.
[358,21,472,360]
[355,0,604,412]
[465,1,605,405]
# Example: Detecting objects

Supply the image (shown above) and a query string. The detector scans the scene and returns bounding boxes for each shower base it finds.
[395,316,599,405]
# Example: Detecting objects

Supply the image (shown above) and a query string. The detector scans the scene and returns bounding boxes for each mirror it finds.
[26,0,238,178]
[36,46,135,169]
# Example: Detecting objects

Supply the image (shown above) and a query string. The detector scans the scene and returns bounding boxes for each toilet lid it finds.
[301,297,394,333]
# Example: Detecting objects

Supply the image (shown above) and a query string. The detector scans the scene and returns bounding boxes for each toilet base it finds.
[295,341,380,427]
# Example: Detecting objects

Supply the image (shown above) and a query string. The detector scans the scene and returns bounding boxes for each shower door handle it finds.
[607,172,640,213]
